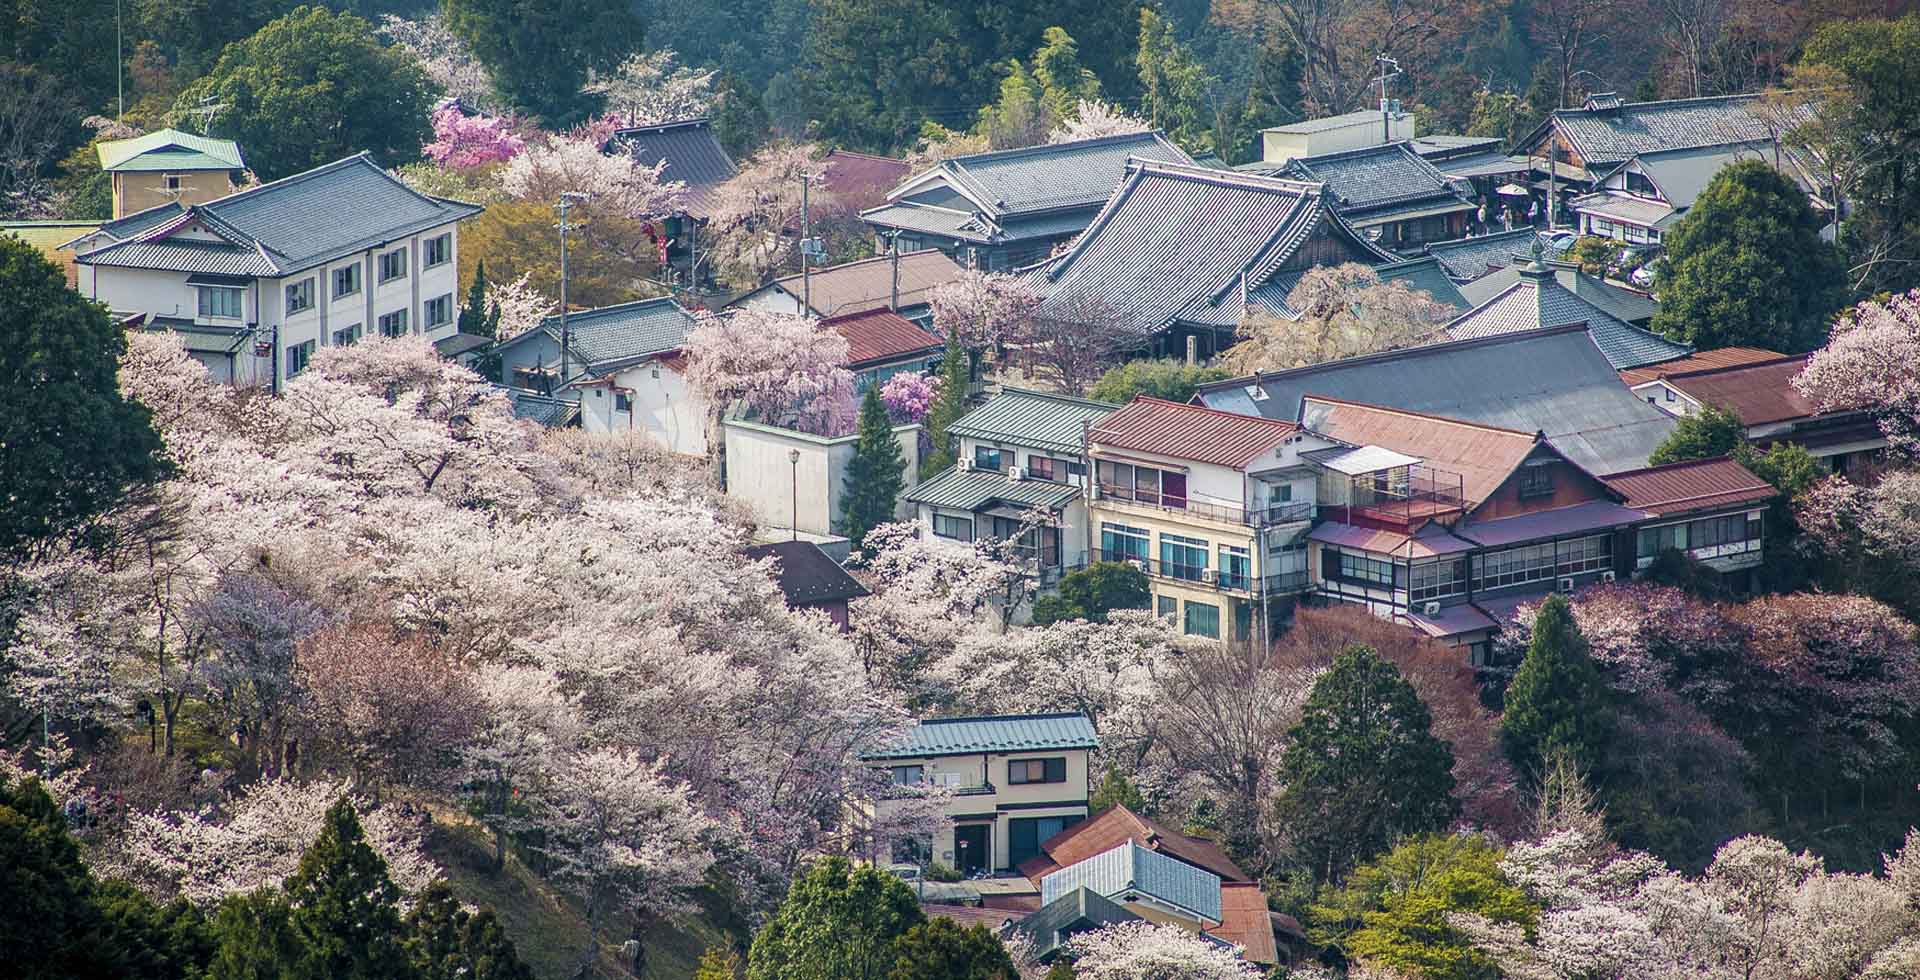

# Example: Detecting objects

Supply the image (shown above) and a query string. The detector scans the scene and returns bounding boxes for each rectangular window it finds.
[378,309,408,338]
[1007,758,1067,785]
[1159,533,1208,581]
[933,513,975,542]
[1557,534,1612,575]
[197,286,243,319]
[614,392,632,412]
[286,339,315,378]
[1156,595,1177,620]
[284,277,314,315]
[1328,547,1399,588]
[1067,460,1088,479]
[1517,462,1555,499]
[1218,544,1251,590]
[333,264,360,299]
[425,293,453,327]
[1100,523,1149,563]
[889,765,924,786]
[164,174,182,191]
[1183,600,1220,638]
[974,445,1004,471]
[1410,557,1467,602]
[378,247,408,283]
[1028,456,1060,481]
[423,233,451,268]
[332,324,362,346]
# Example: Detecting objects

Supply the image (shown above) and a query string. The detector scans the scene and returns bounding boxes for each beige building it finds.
[865,713,1096,875]
[96,129,246,219]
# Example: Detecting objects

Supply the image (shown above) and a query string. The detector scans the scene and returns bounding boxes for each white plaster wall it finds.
[725,419,921,535]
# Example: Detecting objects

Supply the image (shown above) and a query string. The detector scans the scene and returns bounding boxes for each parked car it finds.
[1631,257,1664,288]
[887,863,922,882]
[1545,230,1579,251]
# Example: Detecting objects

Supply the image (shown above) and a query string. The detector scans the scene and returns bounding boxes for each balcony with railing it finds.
[1093,551,1313,595]
[1320,465,1467,531]
[1095,484,1316,528]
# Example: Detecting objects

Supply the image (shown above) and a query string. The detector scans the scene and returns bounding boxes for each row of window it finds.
[930,513,1064,567]
[1636,513,1762,558]
[973,445,1086,482]
[265,234,455,318]
[886,757,1067,787]
[1096,460,1189,510]
[1100,523,1259,590]
[1155,595,1221,639]
[1327,534,1617,595]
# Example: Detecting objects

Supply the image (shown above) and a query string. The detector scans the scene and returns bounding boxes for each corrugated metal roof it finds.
[1301,397,1535,507]
[859,202,989,242]
[1278,142,1474,219]
[1020,806,1249,884]
[1626,141,1781,209]
[1444,263,1691,370]
[820,150,910,200]
[1662,356,1820,425]
[1008,888,1138,961]
[1541,93,1813,168]
[1406,603,1498,638]
[1306,522,1476,558]
[1092,397,1300,469]
[864,712,1098,759]
[1430,152,1531,180]
[523,297,695,370]
[742,540,870,603]
[1301,444,1424,475]
[1456,499,1646,547]
[1568,191,1675,228]
[823,308,942,367]
[1601,456,1776,516]
[617,119,737,189]
[499,387,579,427]
[1423,229,1562,282]
[97,128,245,172]
[1030,161,1396,334]
[1459,262,1658,324]
[1195,324,1677,475]
[756,249,965,317]
[1216,882,1280,964]
[934,131,1193,218]
[903,467,1082,512]
[1040,843,1223,924]
[1617,347,1783,385]
[948,387,1118,455]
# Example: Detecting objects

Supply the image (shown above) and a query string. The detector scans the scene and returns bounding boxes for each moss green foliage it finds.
[713,74,773,160]
[887,918,1017,980]
[1802,14,1920,297]
[173,6,436,180]
[748,856,926,980]
[1135,8,1216,155]
[923,861,964,883]
[922,331,971,475]
[1649,159,1846,353]
[1031,561,1151,625]
[842,385,908,552]
[1309,833,1535,980]
[1089,768,1147,815]
[1087,358,1231,404]
[695,945,745,980]
[1562,236,1621,276]
[1500,595,1614,780]
[406,881,534,980]
[1272,646,1459,883]
[53,140,113,221]
[444,0,642,125]
[1647,405,1747,466]
[0,235,169,557]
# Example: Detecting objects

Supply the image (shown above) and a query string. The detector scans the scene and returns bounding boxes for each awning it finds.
[1496,183,1531,197]
[185,272,253,286]
[1302,445,1422,475]
[1436,153,1532,180]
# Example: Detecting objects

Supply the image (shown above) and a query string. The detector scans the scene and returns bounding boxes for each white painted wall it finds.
[730,284,805,316]
[725,416,921,536]
[575,361,710,456]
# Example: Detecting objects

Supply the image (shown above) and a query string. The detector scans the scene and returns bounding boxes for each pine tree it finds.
[1271,645,1459,883]
[841,385,907,553]
[459,261,492,337]
[406,881,535,980]
[922,331,971,474]
[206,891,304,980]
[282,797,417,980]
[1501,594,1615,781]
[1088,768,1146,814]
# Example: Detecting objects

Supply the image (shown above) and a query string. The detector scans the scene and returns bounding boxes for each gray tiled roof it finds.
[616,119,737,188]
[864,712,1098,760]
[1622,141,1780,209]
[1458,262,1658,324]
[1444,263,1690,370]
[904,466,1083,512]
[1040,843,1223,924]
[930,131,1193,218]
[860,202,986,241]
[1423,229,1562,282]
[89,237,279,277]
[1537,93,1813,168]
[1277,142,1473,221]
[1029,161,1397,333]
[1194,323,1678,474]
[499,386,579,427]
[79,154,482,276]
[527,297,697,372]
[949,387,1117,455]
[1374,256,1470,311]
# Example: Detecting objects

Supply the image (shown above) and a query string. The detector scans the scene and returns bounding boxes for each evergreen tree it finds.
[459,261,493,337]
[1135,8,1216,155]
[1647,405,1747,465]
[1089,768,1147,814]
[0,236,169,557]
[922,331,971,474]
[887,918,1017,980]
[713,74,772,159]
[1500,594,1615,780]
[1271,646,1459,883]
[282,798,417,980]
[206,891,304,980]
[1307,833,1534,979]
[406,881,534,980]
[1649,159,1847,353]
[1031,561,1151,624]
[747,856,924,980]
[841,385,908,553]
[444,0,642,125]
[1030,27,1102,121]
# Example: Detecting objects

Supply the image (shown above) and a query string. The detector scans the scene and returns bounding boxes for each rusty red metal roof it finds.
[1660,356,1818,425]
[820,149,910,204]
[823,308,943,368]
[1617,346,1784,385]
[1210,882,1280,964]
[1300,395,1537,507]
[1090,397,1300,469]
[1601,455,1776,516]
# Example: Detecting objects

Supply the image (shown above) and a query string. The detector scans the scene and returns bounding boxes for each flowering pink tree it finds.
[423,105,524,168]
[1048,98,1152,143]
[500,130,685,218]
[928,270,1042,352]
[1064,922,1262,978]
[878,372,940,423]
[582,49,717,125]
[1795,289,1920,455]
[482,271,557,342]
[705,141,829,286]
[682,308,856,439]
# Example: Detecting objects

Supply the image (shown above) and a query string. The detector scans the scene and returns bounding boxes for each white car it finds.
[1545,231,1579,251]
[886,863,922,882]
[1631,261,1661,288]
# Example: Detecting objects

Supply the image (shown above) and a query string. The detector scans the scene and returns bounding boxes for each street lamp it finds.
[788,448,801,541]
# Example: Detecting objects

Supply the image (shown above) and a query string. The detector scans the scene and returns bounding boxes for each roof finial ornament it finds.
[1530,234,1545,266]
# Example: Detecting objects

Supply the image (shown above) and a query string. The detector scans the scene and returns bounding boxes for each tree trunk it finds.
[576,896,603,980]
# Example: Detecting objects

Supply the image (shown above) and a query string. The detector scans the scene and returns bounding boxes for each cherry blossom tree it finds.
[191,569,334,779]
[928,270,1042,354]
[461,663,579,872]
[582,49,717,126]
[1794,289,1920,456]
[878,372,940,424]
[1063,921,1262,979]
[500,129,685,219]
[704,141,827,287]
[423,105,524,169]
[296,623,482,792]
[379,14,497,114]
[1048,98,1152,143]
[481,271,557,342]
[1225,263,1456,372]
[682,308,857,442]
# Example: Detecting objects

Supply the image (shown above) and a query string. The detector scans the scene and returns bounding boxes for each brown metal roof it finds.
[1600,456,1776,517]
[1018,805,1250,885]
[922,904,1027,929]
[766,248,964,317]
[1090,397,1300,469]
[1211,882,1281,964]
[1299,396,1537,507]
[1617,346,1786,385]
[823,308,943,367]
[1660,356,1818,426]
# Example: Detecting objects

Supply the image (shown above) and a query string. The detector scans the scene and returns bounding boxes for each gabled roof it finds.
[822,308,942,367]
[1601,456,1777,517]
[1018,805,1249,884]
[1006,888,1140,963]
[76,154,482,277]
[1091,397,1301,469]
[863,712,1098,760]
[498,387,579,428]
[1216,882,1280,964]
[1194,324,1677,475]
[1374,255,1471,311]
[1444,258,1691,370]
[1423,229,1562,282]
[500,297,697,375]
[743,540,870,605]
[1605,140,1781,210]
[97,128,245,172]
[1299,396,1539,508]
[903,466,1083,513]
[1040,842,1223,925]
[1275,142,1474,223]
[751,249,965,318]
[1617,347,1784,385]
[616,118,737,188]
[1658,356,1822,426]
[1457,260,1657,324]
[949,387,1118,456]
[891,131,1193,221]
[820,149,910,202]
[1522,92,1812,168]
[1029,160,1397,334]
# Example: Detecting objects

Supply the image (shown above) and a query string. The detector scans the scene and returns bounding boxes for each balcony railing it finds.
[1097,485,1316,528]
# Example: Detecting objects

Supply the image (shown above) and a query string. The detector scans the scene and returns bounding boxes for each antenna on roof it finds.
[180,95,229,136]
[1373,54,1404,143]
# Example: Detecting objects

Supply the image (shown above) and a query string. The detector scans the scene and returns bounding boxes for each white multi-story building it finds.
[71,153,482,389]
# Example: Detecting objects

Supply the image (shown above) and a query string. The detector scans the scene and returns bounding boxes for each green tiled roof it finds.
[863,712,1097,760]
[948,387,1117,455]
[98,129,245,172]
[903,466,1082,513]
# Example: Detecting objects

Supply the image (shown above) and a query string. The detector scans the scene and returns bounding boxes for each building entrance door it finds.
[954,823,990,875]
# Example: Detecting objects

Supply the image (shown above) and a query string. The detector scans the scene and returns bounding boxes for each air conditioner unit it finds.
[1010,467,1026,481]
[1558,577,1576,593]
[1601,570,1617,583]
[960,457,974,471]
[1201,568,1219,584]
[1126,559,1146,572]
[1422,601,1442,616]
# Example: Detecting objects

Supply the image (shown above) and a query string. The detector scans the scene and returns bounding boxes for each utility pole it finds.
[800,173,814,313]
[556,192,589,383]
[1374,54,1402,143]
[116,0,124,122]
[883,229,902,310]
